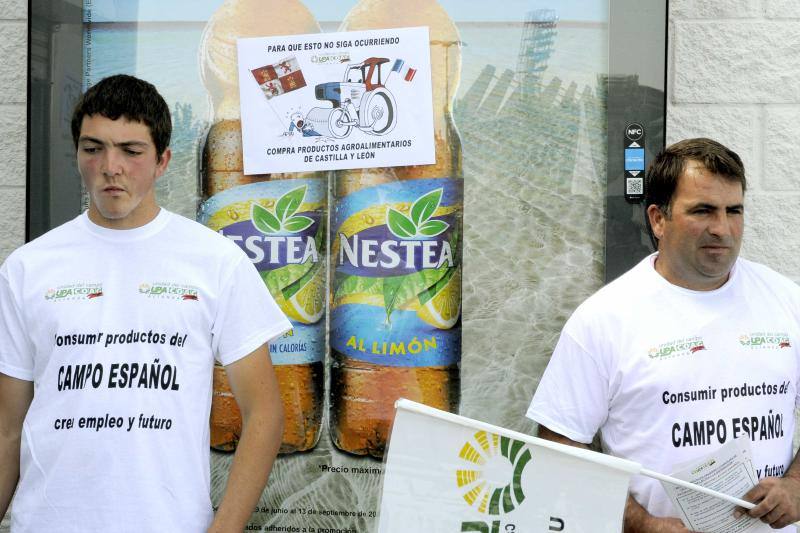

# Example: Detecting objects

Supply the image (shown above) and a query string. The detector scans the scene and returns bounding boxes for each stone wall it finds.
[668,0,800,282]
[0,0,26,263]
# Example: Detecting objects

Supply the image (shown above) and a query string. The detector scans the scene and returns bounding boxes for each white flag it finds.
[378,400,639,533]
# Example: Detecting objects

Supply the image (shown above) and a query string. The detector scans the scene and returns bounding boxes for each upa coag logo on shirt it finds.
[44,282,103,302]
[739,332,791,349]
[138,282,199,301]
[648,336,706,360]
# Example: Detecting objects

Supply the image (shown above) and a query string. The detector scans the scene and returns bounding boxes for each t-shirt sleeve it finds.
[796,346,800,409]
[0,266,35,381]
[211,256,292,366]
[526,328,610,444]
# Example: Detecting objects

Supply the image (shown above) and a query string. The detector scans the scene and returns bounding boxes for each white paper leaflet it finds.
[661,438,773,533]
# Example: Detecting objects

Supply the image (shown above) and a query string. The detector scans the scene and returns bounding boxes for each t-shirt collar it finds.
[647,252,739,295]
[78,208,171,242]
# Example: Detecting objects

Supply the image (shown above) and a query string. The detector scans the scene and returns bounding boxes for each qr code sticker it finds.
[626,177,643,195]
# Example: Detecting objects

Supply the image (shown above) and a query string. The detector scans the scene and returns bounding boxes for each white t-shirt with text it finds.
[0,209,291,532]
[528,255,800,527]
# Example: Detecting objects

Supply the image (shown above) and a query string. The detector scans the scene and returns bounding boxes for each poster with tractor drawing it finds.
[237,26,435,174]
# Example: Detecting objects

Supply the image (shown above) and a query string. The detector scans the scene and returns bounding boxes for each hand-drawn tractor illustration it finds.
[304,57,398,139]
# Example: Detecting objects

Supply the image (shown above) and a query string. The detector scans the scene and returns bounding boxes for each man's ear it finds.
[155,148,172,178]
[647,204,666,242]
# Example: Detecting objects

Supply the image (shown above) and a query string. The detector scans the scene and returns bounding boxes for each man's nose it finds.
[708,212,733,238]
[101,149,123,177]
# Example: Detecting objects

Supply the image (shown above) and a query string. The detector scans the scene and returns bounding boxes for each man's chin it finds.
[89,204,136,225]
[698,260,736,282]
[91,199,133,218]
[96,210,130,221]
[700,247,738,265]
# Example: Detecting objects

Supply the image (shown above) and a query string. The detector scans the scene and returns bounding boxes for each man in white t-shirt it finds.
[0,75,292,532]
[528,138,800,531]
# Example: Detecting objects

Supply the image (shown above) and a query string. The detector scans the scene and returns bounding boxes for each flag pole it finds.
[266,100,287,130]
[640,468,800,526]
[640,468,754,509]
[386,59,404,85]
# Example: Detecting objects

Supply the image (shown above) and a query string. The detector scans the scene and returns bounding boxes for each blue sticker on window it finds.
[625,148,645,171]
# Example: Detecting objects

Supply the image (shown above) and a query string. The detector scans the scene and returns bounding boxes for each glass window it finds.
[27,2,666,530]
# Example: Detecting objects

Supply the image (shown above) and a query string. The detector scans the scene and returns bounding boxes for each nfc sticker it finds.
[625,148,645,171]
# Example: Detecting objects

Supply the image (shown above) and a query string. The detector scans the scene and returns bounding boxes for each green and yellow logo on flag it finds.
[456,431,532,515]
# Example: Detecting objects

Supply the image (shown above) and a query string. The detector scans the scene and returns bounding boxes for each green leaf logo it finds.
[387,188,450,239]
[419,219,449,236]
[252,203,280,234]
[411,189,441,225]
[283,215,314,233]
[276,186,304,222]
[387,209,416,238]
[251,185,315,235]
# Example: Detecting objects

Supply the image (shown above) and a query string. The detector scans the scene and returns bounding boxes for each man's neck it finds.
[87,205,161,230]
[652,254,731,291]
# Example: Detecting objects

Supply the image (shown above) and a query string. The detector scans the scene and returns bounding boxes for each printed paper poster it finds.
[237,26,435,174]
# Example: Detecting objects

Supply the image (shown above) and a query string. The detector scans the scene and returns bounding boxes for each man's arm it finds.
[0,373,33,519]
[208,345,284,533]
[738,448,800,529]
[537,425,694,533]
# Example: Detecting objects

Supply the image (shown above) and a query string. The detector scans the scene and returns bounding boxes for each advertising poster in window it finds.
[81,1,618,530]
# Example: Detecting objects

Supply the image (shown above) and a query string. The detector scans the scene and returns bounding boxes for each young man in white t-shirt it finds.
[528,138,800,532]
[0,74,292,532]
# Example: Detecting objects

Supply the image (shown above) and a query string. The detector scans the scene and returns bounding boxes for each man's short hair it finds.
[645,137,746,216]
[71,74,172,159]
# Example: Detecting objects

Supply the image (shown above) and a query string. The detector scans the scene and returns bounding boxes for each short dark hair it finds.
[645,137,746,216]
[71,74,172,159]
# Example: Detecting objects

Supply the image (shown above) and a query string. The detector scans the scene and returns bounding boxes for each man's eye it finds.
[82,147,99,154]
[125,149,142,156]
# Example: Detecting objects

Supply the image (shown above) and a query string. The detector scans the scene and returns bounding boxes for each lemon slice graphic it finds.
[417,266,461,329]
[281,262,325,324]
